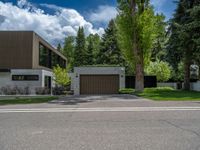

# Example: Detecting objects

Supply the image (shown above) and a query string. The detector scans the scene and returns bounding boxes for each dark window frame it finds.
[12,75,39,81]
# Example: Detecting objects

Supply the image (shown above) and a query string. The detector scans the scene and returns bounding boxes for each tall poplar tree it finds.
[116,0,159,91]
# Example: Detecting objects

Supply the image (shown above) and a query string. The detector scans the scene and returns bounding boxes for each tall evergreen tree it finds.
[86,34,101,64]
[97,19,124,65]
[167,0,200,90]
[85,37,94,65]
[74,27,86,67]
[63,36,75,70]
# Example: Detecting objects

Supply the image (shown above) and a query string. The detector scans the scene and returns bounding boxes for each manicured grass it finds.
[0,96,58,105]
[135,87,200,101]
[119,88,135,94]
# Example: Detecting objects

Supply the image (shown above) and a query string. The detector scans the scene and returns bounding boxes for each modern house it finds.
[0,31,67,94]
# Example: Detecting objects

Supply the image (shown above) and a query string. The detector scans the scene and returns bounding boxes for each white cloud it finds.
[0,0,104,46]
[89,5,118,23]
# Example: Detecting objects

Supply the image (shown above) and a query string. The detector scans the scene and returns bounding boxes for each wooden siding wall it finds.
[0,31,33,69]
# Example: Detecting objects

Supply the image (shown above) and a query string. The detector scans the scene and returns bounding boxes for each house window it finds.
[12,75,39,81]
[39,43,66,69]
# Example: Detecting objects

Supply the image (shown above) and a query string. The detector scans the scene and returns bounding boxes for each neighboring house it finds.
[0,31,67,94]
[71,67,125,95]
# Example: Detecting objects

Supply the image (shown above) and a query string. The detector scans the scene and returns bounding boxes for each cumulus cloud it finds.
[89,5,118,24]
[0,0,104,46]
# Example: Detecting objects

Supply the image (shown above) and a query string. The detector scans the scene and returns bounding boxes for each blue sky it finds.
[0,0,177,46]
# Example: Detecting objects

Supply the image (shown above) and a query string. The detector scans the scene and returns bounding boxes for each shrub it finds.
[145,60,172,82]
[119,88,134,94]
[35,87,50,95]
[52,86,66,95]
[0,86,30,95]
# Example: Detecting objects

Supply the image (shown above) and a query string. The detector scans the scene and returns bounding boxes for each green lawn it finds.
[0,96,58,105]
[135,87,200,101]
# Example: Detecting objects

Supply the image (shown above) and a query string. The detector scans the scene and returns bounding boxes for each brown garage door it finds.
[80,75,119,95]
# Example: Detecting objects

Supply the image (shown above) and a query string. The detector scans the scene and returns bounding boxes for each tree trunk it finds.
[184,60,190,90]
[130,0,144,92]
[135,61,144,91]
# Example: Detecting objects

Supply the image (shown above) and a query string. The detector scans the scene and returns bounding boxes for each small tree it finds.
[53,65,70,87]
[146,60,171,82]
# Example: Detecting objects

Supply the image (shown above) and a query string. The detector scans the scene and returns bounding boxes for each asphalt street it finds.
[0,95,200,150]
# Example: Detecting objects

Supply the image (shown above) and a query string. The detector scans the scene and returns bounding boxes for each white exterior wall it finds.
[73,67,125,95]
[157,82,178,89]
[0,69,53,94]
[191,81,200,92]
[158,81,200,91]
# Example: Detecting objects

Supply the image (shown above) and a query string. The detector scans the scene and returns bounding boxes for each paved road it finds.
[1,95,200,150]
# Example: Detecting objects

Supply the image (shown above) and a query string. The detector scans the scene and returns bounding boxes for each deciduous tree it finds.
[116,0,159,91]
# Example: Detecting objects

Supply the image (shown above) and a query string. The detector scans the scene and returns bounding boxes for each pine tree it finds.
[74,27,86,67]
[86,34,101,64]
[85,37,94,65]
[63,36,75,70]
[97,19,124,65]
[168,0,200,90]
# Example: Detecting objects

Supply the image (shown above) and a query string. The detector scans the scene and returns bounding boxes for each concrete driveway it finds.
[1,95,200,150]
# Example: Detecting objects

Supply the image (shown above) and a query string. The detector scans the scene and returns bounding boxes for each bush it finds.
[119,88,134,94]
[53,65,70,87]
[35,87,50,95]
[0,86,30,95]
[52,86,66,95]
[146,60,172,82]
[143,87,175,93]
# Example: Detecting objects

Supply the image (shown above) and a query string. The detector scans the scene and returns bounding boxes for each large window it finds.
[12,75,39,81]
[39,44,48,67]
[39,43,66,69]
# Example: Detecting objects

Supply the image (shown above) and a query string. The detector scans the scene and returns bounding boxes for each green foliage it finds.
[119,88,134,94]
[86,34,101,64]
[151,14,167,61]
[97,19,125,66]
[74,27,86,67]
[116,0,161,91]
[63,36,75,70]
[145,60,172,82]
[116,2,159,68]
[167,0,200,89]
[85,37,94,65]
[53,65,70,86]
[0,96,58,105]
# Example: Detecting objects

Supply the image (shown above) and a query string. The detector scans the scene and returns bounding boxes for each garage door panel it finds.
[80,75,119,95]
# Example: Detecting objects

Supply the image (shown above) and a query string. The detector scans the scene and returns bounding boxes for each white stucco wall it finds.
[157,82,178,89]
[158,81,200,91]
[73,67,125,95]
[191,81,200,92]
[0,69,53,94]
